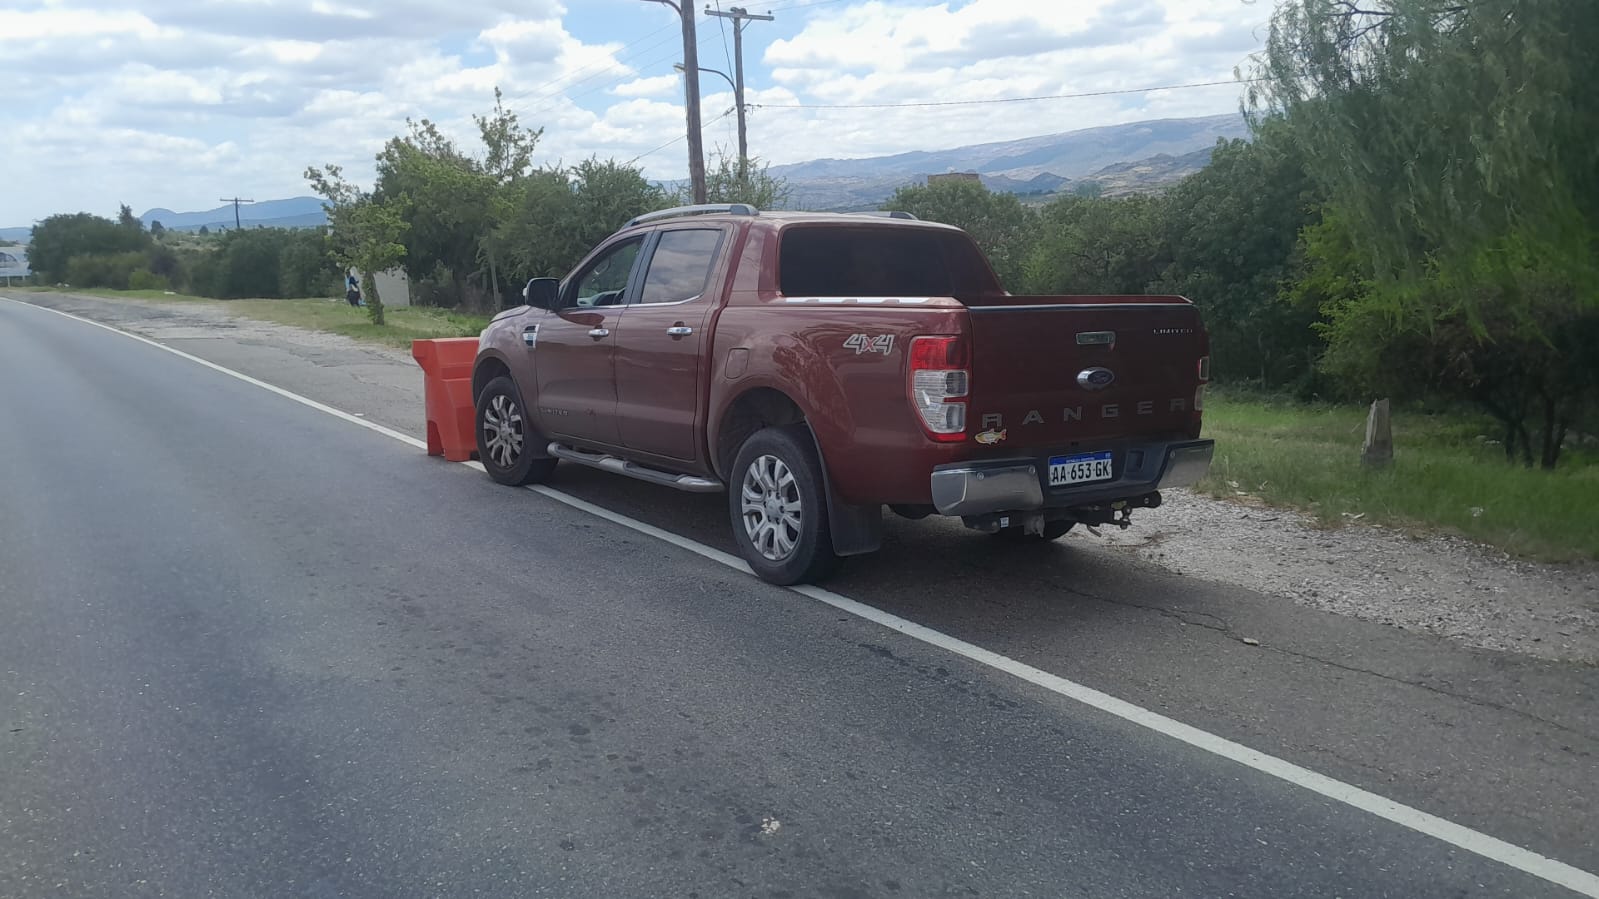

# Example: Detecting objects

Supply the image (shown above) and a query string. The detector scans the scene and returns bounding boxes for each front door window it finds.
[568,240,642,308]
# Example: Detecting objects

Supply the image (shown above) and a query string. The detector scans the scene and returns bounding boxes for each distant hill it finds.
[139,197,327,232]
[776,113,1247,209]
[7,115,1248,236]
[1078,146,1218,197]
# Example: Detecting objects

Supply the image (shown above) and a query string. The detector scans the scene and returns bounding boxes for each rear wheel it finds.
[476,376,557,486]
[993,520,1076,542]
[729,426,838,585]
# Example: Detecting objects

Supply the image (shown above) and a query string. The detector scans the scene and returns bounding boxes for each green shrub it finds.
[63,251,147,290]
[128,270,170,291]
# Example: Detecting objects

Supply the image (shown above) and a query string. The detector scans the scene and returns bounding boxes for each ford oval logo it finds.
[1077,367,1116,390]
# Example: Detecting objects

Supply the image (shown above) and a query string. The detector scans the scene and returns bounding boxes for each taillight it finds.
[1197,356,1211,382]
[909,336,968,442]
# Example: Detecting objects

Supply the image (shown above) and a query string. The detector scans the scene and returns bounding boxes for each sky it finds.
[1,0,1275,226]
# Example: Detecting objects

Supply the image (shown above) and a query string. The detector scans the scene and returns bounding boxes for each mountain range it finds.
[4,114,1249,238]
[777,113,1247,209]
[138,197,328,232]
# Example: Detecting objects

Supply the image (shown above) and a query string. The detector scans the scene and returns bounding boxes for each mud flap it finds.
[806,430,883,557]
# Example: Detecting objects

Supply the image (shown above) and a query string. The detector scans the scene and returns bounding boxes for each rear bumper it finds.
[929,439,1214,517]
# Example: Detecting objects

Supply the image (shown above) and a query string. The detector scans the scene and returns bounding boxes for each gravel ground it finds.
[1086,490,1599,663]
[16,292,1599,664]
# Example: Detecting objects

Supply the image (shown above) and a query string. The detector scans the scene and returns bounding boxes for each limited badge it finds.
[974,428,1007,445]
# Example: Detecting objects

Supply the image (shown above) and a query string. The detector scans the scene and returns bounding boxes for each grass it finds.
[11,285,490,350]
[1197,390,1599,562]
[226,300,489,349]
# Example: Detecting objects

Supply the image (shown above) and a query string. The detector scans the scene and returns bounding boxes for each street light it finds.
[673,62,736,94]
[674,62,747,182]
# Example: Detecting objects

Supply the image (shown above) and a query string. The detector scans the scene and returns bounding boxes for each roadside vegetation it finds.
[1197,391,1599,561]
[13,0,1595,558]
[17,285,487,350]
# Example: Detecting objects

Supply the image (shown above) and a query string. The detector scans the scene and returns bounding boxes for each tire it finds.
[475,376,557,486]
[993,520,1076,542]
[729,426,839,585]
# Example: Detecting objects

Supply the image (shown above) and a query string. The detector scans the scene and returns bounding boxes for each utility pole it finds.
[219,197,254,230]
[704,5,774,184]
[642,1,706,203]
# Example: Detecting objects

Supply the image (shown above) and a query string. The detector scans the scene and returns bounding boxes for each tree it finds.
[475,88,543,305]
[888,179,1035,290]
[1255,0,1599,466]
[490,167,580,286]
[570,158,667,241]
[696,148,790,209]
[373,118,494,309]
[150,220,166,239]
[1158,123,1325,387]
[198,225,211,236]
[278,229,338,298]
[118,203,143,232]
[1023,193,1163,296]
[307,163,408,325]
[493,159,665,294]
[475,87,541,185]
[27,212,149,283]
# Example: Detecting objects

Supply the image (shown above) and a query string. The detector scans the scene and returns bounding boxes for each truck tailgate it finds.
[965,298,1206,448]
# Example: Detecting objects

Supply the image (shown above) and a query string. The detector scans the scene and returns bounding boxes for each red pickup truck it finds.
[472,204,1213,584]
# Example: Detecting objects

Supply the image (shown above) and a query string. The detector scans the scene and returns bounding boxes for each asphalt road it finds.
[2,296,1595,898]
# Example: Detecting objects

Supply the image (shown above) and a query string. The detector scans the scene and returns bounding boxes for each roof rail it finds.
[849,210,919,220]
[626,203,759,228]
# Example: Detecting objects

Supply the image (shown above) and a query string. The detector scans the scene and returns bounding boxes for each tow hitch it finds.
[1070,491,1162,528]
[961,491,1162,533]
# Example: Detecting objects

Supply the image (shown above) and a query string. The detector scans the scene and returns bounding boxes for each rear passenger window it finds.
[638,229,723,304]
[780,227,962,297]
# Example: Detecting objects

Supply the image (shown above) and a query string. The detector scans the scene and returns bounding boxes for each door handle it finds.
[587,328,610,339]
[665,326,694,337]
[522,325,538,346]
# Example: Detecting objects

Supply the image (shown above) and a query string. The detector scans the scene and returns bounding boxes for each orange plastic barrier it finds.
[412,338,481,462]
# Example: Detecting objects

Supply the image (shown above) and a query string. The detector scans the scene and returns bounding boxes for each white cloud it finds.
[612,74,681,99]
[2,0,1268,224]
[8,7,163,41]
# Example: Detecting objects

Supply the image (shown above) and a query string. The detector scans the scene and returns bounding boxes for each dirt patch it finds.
[37,294,416,363]
[1082,489,1599,663]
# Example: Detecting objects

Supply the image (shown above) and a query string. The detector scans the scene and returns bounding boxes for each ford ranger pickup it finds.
[472,203,1214,585]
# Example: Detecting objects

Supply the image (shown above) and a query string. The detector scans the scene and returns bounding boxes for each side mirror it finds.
[523,277,559,310]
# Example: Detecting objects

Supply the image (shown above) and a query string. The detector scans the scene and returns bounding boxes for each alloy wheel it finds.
[740,454,803,561]
[481,393,524,469]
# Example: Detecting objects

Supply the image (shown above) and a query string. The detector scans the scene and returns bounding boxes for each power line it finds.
[512,27,725,124]
[753,77,1263,110]
[507,26,681,109]
[712,0,735,81]
[627,106,736,165]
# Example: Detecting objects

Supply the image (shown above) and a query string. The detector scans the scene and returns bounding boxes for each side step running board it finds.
[546,443,723,493]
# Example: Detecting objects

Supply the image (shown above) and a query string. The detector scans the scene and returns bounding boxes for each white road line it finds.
[9,295,1598,897]
[6,298,428,452]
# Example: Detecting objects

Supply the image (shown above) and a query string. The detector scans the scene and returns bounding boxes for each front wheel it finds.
[475,376,557,486]
[729,426,838,585]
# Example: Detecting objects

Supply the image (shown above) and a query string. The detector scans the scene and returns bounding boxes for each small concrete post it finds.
[1362,398,1393,467]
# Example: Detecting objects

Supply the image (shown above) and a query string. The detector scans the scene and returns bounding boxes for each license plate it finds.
[1048,451,1114,487]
